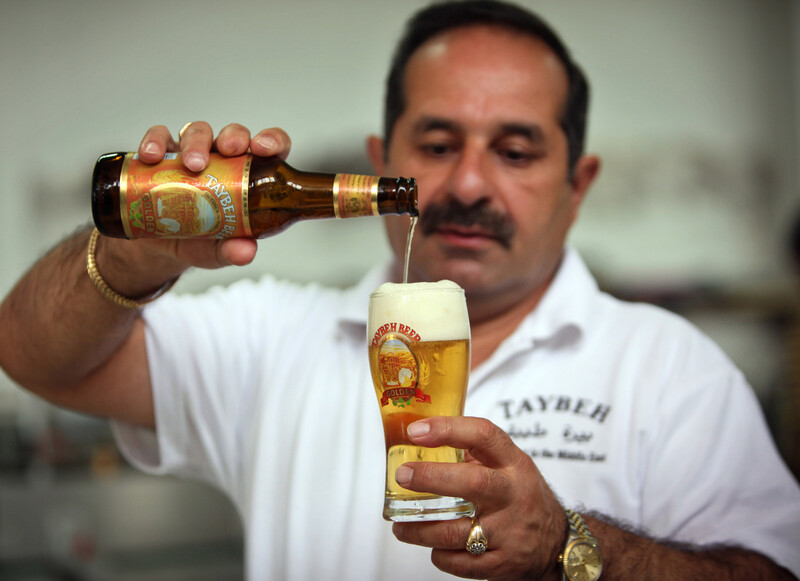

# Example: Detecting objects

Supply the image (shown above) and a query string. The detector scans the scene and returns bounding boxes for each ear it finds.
[366,135,386,174]
[569,154,601,209]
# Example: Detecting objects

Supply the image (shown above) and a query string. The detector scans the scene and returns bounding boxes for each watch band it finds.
[565,508,597,543]
[559,508,603,581]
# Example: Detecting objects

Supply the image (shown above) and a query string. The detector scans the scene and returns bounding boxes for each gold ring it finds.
[178,122,193,140]
[465,516,488,556]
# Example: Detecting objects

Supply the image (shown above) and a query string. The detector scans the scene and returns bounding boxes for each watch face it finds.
[565,540,603,581]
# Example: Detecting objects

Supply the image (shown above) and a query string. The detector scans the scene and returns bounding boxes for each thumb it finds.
[218,238,258,267]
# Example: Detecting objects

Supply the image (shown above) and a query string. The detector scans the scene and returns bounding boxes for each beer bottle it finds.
[92,152,418,239]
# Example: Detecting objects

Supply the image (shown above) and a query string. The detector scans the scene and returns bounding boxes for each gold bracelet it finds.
[86,228,178,309]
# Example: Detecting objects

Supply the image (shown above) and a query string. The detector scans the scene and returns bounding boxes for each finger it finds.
[430,523,552,580]
[138,125,177,163]
[395,460,511,509]
[407,416,520,468]
[392,518,476,551]
[430,548,520,580]
[392,520,514,580]
[251,127,292,159]
[164,238,257,270]
[178,120,214,172]
[214,123,252,157]
[218,239,258,266]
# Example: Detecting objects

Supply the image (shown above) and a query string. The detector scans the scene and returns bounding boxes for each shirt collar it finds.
[512,247,597,345]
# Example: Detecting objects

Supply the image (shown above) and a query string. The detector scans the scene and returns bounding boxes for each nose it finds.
[445,146,491,206]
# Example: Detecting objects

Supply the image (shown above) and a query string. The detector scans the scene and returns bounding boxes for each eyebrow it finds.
[412,116,546,143]
[498,122,546,143]
[412,116,460,135]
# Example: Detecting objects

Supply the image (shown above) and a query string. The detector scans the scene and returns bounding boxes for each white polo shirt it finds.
[114,248,800,580]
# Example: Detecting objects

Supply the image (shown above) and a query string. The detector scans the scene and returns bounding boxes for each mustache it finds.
[419,199,516,249]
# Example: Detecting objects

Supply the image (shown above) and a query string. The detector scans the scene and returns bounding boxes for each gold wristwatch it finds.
[558,508,603,581]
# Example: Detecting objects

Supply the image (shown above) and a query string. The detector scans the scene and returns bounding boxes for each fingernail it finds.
[184,152,206,172]
[395,465,413,486]
[408,421,430,438]
[255,134,278,151]
[142,141,160,156]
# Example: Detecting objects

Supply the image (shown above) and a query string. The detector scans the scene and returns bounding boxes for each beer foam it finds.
[368,280,469,341]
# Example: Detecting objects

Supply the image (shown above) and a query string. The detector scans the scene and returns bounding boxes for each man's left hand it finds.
[392,416,567,580]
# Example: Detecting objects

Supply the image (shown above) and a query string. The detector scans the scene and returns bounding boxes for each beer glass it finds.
[368,281,474,522]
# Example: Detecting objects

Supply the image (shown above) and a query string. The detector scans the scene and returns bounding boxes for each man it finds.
[1,1,798,580]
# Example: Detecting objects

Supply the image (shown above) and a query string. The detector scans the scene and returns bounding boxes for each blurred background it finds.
[1,0,798,579]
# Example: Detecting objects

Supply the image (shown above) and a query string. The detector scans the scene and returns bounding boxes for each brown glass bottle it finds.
[92,152,418,239]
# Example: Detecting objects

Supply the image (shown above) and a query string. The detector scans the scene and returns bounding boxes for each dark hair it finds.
[383,0,590,176]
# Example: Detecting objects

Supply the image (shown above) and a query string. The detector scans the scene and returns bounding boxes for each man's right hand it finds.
[97,122,294,298]
[0,122,292,429]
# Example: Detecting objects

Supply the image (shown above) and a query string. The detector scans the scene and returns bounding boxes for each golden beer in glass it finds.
[368,281,474,522]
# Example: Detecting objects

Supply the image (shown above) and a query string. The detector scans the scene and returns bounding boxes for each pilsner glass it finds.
[368,281,474,522]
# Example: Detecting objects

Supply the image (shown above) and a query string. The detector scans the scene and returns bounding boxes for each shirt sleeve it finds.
[641,329,800,576]
[112,277,279,501]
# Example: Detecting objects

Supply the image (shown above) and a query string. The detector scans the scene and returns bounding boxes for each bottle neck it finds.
[376,177,418,217]
[248,156,418,219]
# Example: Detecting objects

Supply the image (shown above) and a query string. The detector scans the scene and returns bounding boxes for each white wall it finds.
[1,0,798,401]
[561,0,798,284]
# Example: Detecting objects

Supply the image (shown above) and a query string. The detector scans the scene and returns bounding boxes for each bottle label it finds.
[119,153,252,238]
[333,174,379,219]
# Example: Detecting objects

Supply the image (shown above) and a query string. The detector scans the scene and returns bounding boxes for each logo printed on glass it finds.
[372,323,431,408]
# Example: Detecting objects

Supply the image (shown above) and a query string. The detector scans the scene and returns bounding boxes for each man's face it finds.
[371,26,596,307]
